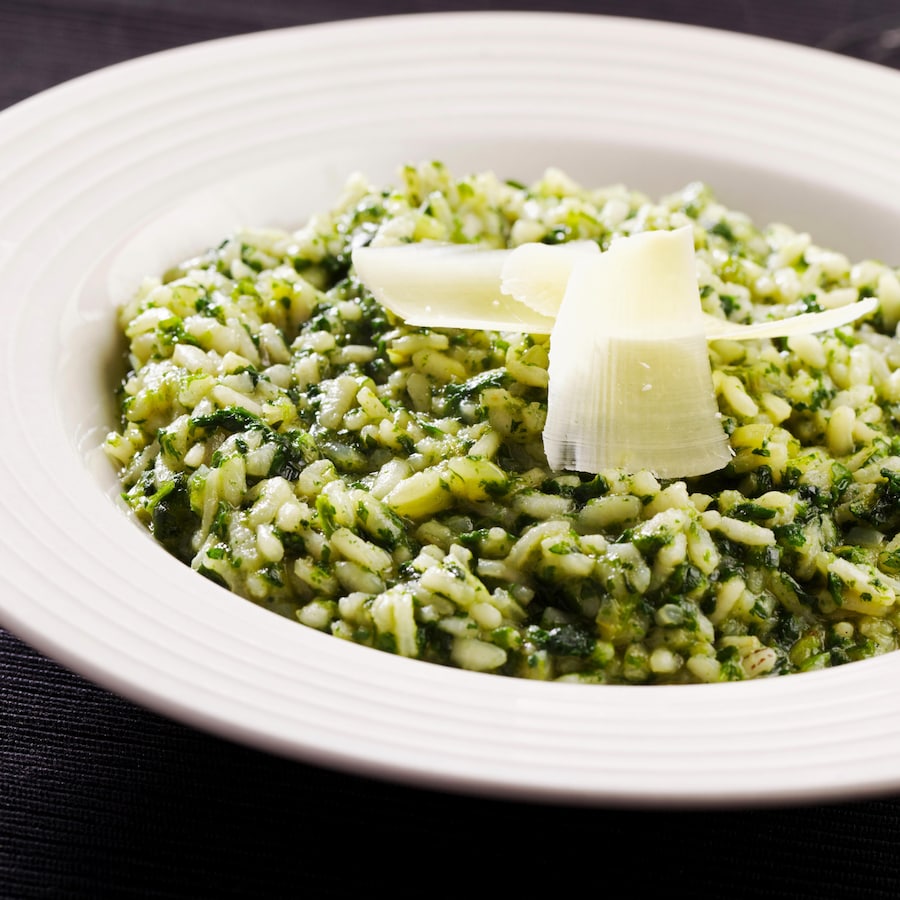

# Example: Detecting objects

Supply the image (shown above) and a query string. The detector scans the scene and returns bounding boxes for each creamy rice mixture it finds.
[105,162,900,683]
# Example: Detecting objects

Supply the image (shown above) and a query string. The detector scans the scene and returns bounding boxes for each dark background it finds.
[4,2,900,897]
[4,0,900,112]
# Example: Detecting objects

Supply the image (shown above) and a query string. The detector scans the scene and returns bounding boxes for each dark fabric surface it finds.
[4,1,900,896]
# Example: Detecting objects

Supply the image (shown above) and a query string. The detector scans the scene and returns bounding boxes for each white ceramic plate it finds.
[3,11,900,808]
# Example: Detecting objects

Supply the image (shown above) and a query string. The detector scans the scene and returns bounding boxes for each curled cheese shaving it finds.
[542,228,731,477]
[352,242,555,333]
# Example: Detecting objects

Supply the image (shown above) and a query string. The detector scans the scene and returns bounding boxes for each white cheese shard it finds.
[351,241,555,333]
[542,227,733,478]
[702,296,878,341]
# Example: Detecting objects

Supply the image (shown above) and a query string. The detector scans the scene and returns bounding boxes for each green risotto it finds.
[105,162,900,683]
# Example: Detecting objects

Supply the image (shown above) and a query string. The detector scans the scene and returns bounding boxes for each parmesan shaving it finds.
[352,241,555,333]
[542,227,732,477]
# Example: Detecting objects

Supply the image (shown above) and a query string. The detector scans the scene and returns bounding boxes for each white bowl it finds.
[3,11,900,807]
